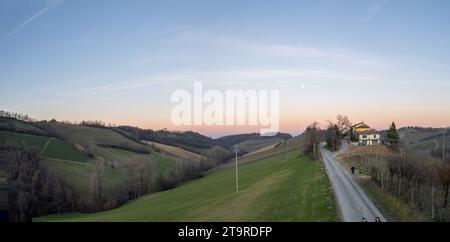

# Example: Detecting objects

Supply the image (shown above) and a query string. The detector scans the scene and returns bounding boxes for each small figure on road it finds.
[361,217,367,222]
[351,166,355,174]
[375,217,381,222]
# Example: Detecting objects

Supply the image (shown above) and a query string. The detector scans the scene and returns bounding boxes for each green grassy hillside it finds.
[0,121,182,198]
[34,122,181,171]
[0,130,90,162]
[236,137,284,154]
[234,135,304,165]
[398,127,449,158]
[104,146,177,174]
[0,130,103,193]
[44,158,125,194]
[36,123,149,161]
[35,149,336,222]
[0,130,48,150]
[141,141,207,162]
[0,118,45,134]
[0,129,177,195]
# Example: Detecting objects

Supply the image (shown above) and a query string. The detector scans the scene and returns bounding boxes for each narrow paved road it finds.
[321,142,386,222]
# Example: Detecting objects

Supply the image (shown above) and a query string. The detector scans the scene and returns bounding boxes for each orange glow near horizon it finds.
[124,112,450,138]
[26,104,450,138]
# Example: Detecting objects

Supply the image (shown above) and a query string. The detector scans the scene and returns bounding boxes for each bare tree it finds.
[5,145,76,221]
[437,158,450,207]
[335,115,352,138]
[326,123,340,151]
[204,146,232,165]
[124,157,155,200]
[303,122,321,160]
[89,158,107,211]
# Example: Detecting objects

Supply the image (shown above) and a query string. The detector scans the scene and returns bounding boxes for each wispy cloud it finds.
[179,29,387,66]
[5,0,63,38]
[60,69,391,96]
[2,101,64,111]
[367,0,388,18]
[59,75,171,96]
[239,42,386,65]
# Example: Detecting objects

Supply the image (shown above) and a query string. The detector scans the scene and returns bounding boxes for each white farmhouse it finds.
[357,130,381,146]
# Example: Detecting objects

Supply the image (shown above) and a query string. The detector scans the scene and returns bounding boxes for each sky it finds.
[1,0,450,137]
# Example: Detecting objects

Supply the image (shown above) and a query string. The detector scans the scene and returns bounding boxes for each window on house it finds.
[362,135,367,138]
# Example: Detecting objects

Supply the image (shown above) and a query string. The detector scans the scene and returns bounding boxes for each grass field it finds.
[0,130,101,193]
[35,150,337,222]
[0,130,48,150]
[43,138,91,162]
[242,142,281,158]
[412,140,437,153]
[45,158,125,194]
[35,122,152,165]
[1,126,177,199]
[31,123,181,175]
[142,141,207,161]
[0,130,90,162]
[236,137,284,154]
[150,153,178,173]
[399,127,449,157]
[219,135,304,170]
[0,118,45,134]
[103,147,177,174]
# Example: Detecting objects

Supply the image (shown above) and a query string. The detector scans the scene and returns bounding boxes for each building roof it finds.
[357,129,380,135]
[352,122,370,129]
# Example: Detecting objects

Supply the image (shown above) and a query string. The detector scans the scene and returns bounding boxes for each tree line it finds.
[0,110,38,123]
[302,115,352,159]
[2,141,231,221]
[347,148,450,221]
[4,145,76,221]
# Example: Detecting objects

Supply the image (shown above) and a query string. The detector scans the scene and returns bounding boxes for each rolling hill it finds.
[115,126,216,153]
[0,129,124,195]
[35,149,336,222]
[0,117,46,135]
[0,130,90,162]
[35,122,153,165]
[0,118,183,171]
[218,132,292,154]
[0,118,182,199]
[2,116,326,222]
[142,141,207,162]
[235,135,305,166]
[115,125,292,157]
[398,127,450,158]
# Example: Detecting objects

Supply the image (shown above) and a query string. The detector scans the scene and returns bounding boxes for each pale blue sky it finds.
[1,0,450,136]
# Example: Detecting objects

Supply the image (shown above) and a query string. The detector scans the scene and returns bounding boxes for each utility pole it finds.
[432,185,435,220]
[313,139,316,160]
[234,145,239,193]
[286,139,289,161]
[443,129,447,161]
